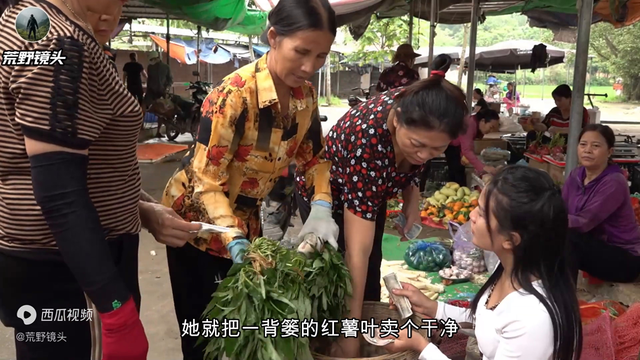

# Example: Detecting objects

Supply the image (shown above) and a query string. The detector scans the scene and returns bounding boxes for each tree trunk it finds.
[626,76,640,101]
[458,24,470,87]
[325,53,332,105]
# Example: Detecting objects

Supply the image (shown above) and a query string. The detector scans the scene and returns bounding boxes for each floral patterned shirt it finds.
[162,54,331,258]
[376,61,420,93]
[297,88,423,220]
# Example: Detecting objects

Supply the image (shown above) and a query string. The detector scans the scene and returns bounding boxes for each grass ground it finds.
[16,25,49,41]
[318,95,343,106]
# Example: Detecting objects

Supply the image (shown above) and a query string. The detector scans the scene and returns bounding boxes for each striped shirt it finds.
[0,0,142,253]
[542,106,590,129]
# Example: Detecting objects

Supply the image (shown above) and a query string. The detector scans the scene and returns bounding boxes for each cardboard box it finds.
[474,139,507,155]
[528,157,550,173]
[548,163,565,184]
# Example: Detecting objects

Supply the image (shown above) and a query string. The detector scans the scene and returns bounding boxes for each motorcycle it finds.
[149,71,212,141]
[347,84,376,107]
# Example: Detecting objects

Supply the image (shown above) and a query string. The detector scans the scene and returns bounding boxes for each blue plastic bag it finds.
[404,241,452,272]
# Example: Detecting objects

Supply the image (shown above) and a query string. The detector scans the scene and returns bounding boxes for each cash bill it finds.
[382,272,413,319]
[393,213,423,240]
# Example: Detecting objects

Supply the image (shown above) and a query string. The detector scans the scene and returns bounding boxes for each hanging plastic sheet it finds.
[139,0,268,35]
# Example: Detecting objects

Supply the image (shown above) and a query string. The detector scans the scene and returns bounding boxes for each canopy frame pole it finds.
[465,0,480,112]
[427,0,436,75]
[565,0,594,175]
[166,15,171,67]
[408,0,415,44]
[196,25,201,80]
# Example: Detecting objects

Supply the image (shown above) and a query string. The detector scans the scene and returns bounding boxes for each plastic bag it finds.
[499,115,524,133]
[480,147,511,162]
[404,241,452,272]
[449,222,486,274]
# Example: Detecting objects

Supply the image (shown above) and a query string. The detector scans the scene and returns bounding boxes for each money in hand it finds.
[382,272,413,319]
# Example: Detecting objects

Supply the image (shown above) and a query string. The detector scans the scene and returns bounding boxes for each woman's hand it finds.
[400,185,422,240]
[389,282,438,318]
[384,327,430,354]
[139,201,201,247]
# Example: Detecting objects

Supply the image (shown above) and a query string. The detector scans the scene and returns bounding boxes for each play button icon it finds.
[16,305,37,326]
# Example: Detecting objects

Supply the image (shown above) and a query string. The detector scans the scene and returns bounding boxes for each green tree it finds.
[343,15,424,65]
[590,21,640,100]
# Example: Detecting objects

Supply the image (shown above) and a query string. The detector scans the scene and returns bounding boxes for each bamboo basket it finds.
[311,301,432,360]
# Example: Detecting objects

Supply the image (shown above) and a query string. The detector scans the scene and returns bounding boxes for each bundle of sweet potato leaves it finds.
[202,237,352,360]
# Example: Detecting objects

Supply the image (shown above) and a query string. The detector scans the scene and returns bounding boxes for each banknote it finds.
[382,272,413,319]
[393,213,423,240]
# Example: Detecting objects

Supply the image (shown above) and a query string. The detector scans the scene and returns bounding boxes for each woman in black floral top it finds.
[296,54,468,358]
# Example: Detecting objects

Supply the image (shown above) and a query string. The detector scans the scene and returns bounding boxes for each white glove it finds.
[297,200,339,252]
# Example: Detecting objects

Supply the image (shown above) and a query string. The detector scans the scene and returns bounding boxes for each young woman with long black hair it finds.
[386,165,583,360]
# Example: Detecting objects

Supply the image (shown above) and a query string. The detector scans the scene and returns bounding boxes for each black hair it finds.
[474,88,484,97]
[476,109,499,123]
[393,54,467,139]
[470,166,582,360]
[129,52,137,61]
[579,123,615,149]
[259,0,337,44]
[552,84,572,99]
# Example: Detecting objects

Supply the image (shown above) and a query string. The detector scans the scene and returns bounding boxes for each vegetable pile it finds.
[439,266,473,284]
[202,237,351,360]
[387,198,403,212]
[422,182,480,225]
[404,241,452,272]
[527,133,566,161]
[548,134,566,162]
[379,259,444,303]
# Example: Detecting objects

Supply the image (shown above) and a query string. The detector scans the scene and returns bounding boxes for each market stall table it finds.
[381,234,482,302]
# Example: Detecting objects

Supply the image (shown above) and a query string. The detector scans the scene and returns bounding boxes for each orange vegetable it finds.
[444,209,453,217]
[457,214,466,223]
[421,210,429,217]
[471,199,479,206]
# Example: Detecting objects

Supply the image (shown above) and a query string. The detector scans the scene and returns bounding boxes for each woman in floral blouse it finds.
[296,54,469,358]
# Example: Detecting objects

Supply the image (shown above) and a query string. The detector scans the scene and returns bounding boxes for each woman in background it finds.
[376,43,421,92]
[446,109,501,186]
[386,166,583,360]
[563,124,640,283]
[503,82,520,116]
[473,88,489,113]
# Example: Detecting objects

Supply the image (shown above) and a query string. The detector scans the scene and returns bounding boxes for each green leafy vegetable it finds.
[202,237,351,360]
